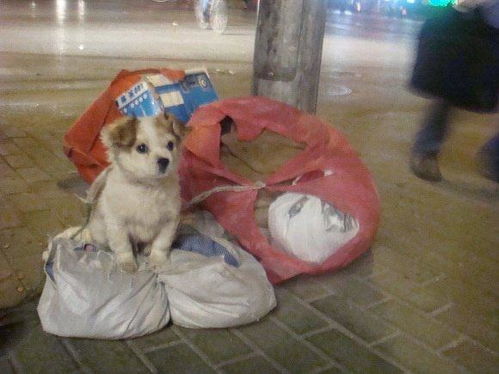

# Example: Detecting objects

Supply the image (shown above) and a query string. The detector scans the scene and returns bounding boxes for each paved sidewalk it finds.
[1,52,498,373]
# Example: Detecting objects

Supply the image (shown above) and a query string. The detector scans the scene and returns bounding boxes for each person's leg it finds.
[477,133,499,183]
[410,99,454,181]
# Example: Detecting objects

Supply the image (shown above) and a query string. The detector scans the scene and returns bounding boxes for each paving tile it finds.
[21,210,65,237]
[10,324,78,374]
[307,329,403,374]
[0,177,30,195]
[311,295,396,343]
[4,154,33,169]
[429,277,499,319]
[0,254,25,308]
[51,196,87,227]
[379,218,499,299]
[317,367,344,374]
[330,249,379,278]
[0,159,16,177]
[35,159,74,179]
[435,305,498,352]
[2,127,27,138]
[0,198,22,229]
[8,193,50,212]
[11,138,46,153]
[66,339,149,374]
[369,300,459,349]
[30,131,65,153]
[220,355,281,374]
[368,270,418,297]
[0,357,14,374]
[273,288,329,335]
[16,167,51,183]
[10,254,45,292]
[368,271,451,313]
[314,271,386,308]
[146,343,216,373]
[238,318,328,373]
[442,339,499,374]
[0,141,22,155]
[373,245,440,283]
[0,227,44,260]
[315,253,381,282]
[37,188,72,201]
[28,180,63,193]
[13,138,71,177]
[131,326,180,351]
[374,334,465,374]
[177,327,252,365]
[282,275,330,302]
[400,286,451,313]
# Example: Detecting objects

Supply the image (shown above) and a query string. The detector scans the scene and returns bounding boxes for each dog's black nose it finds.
[157,158,170,173]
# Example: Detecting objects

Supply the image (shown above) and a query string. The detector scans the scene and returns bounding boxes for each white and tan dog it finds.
[86,113,188,272]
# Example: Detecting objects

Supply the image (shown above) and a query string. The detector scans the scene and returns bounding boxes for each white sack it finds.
[268,193,360,264]
[38,212,276,336]
[37,237,170,339]
[159,212,276,329]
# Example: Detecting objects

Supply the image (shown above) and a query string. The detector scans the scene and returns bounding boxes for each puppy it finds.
[86,113,188,272]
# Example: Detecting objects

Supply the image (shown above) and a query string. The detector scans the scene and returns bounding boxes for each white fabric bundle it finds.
[160,211,276,328]
[268,193,360,264]
[37,212,276,338]
[161,246,276,329]
[38,237,170,339]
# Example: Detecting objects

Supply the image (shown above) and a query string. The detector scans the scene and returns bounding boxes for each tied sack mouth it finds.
[157,158,170,173]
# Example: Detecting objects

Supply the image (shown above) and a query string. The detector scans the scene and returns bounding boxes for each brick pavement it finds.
[1,54,498,373]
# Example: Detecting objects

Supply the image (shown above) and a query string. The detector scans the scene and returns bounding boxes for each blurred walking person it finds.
[409,0,499,182]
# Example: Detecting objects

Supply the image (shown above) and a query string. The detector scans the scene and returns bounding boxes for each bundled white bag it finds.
[160,248,276,329]
[37,237,170,339]
[268,193,360,264]
[37,212,276,337]
[161,212,276,329]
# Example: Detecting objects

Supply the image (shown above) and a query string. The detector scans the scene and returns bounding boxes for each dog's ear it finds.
[162,112,190,140]
[101,116,138,149]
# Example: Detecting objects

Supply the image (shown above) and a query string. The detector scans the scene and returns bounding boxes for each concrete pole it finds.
[252,0,328,113]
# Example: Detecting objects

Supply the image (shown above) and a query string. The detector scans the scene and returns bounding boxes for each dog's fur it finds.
[86,113,188,272]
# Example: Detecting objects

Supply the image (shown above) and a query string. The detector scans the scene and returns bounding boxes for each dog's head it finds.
[101,113,189,180]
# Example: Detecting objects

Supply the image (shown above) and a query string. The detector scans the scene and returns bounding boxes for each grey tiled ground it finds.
[1,59,498,373]
[2,59,499,373]
[1,2,498,372]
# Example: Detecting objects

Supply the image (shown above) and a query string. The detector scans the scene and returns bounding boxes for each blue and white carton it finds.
[115,69,218,123]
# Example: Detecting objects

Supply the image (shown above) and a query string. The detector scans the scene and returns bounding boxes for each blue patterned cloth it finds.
[173,234,240,267]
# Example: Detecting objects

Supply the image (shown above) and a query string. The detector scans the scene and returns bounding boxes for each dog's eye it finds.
[166,141,175,151]
[136,144,149,154]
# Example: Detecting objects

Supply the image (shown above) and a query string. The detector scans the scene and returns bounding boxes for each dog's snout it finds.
[157,157,170,173]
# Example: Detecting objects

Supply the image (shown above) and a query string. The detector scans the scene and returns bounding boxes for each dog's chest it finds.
[103,181,179,240]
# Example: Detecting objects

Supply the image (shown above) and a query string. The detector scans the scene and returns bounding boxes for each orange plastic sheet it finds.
[63,68,185,183]
[179,97,380,283]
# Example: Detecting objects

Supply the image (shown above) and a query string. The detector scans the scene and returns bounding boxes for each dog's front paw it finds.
[149,251,169,270]
[116,253,138,273]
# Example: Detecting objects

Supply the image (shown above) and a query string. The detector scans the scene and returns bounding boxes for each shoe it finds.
[409,152,442,182]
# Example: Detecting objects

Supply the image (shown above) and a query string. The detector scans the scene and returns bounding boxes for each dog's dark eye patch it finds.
[166,141,175,151]
[136,143,149,154]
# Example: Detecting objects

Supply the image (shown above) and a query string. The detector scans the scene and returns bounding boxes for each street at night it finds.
[1,1,497,373]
